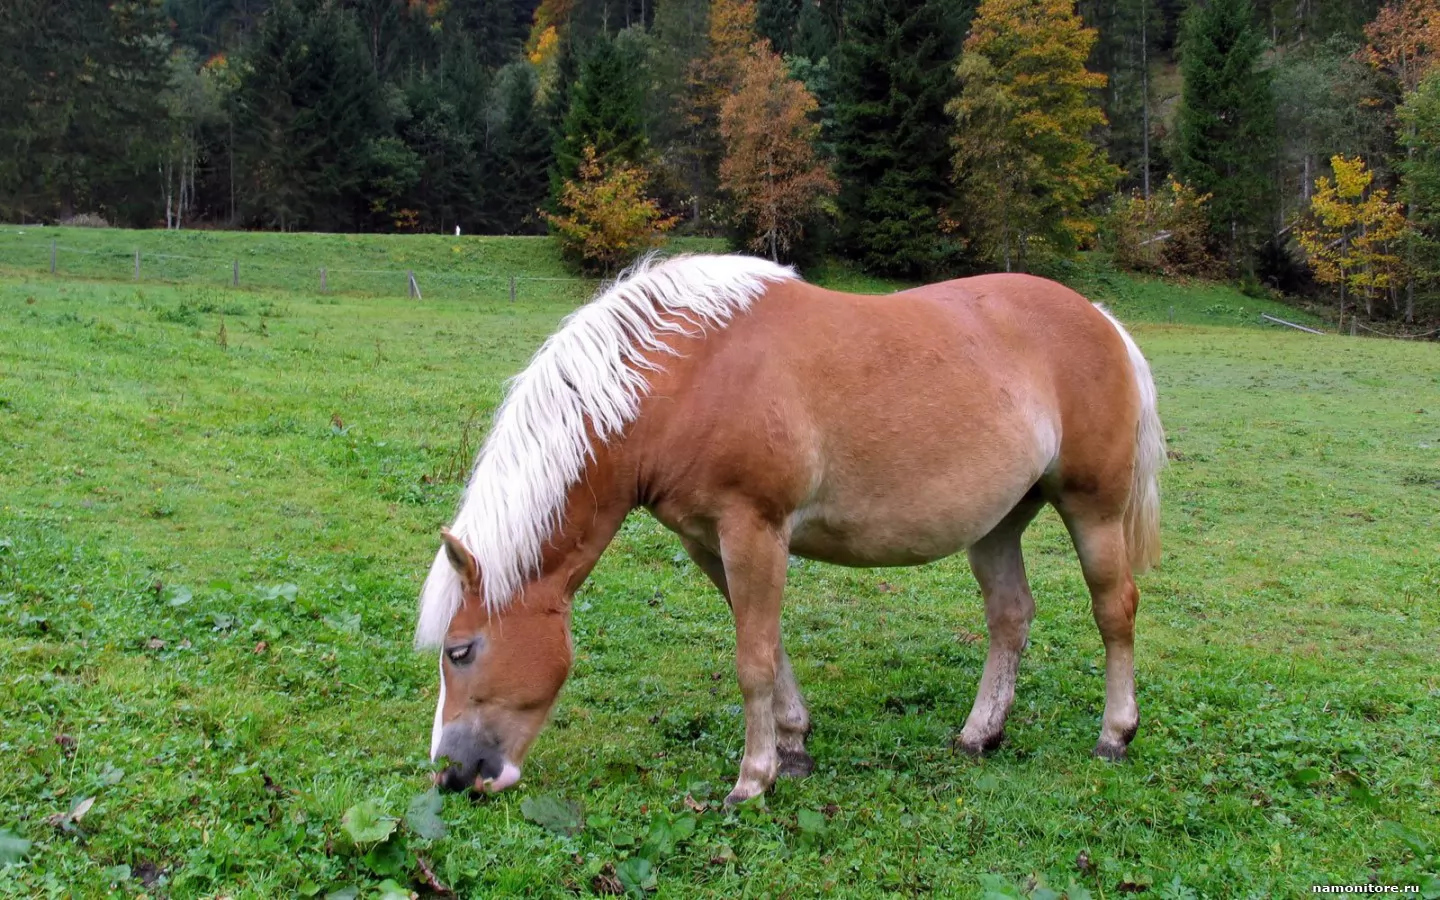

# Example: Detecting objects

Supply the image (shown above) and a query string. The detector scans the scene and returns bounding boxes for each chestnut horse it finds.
[418,254,1164,805]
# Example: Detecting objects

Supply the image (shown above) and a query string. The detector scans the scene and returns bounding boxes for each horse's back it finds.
[637,274,1139,566]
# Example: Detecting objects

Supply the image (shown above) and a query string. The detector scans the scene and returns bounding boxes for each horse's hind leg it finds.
[1058,509,1140,760]
[956,495,1045,756]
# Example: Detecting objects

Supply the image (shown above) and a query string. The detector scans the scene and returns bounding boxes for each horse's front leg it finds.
[715,514,790,805]
[681,537,813,778]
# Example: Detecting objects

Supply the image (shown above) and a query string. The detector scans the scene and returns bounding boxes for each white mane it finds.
[414,253,797,648]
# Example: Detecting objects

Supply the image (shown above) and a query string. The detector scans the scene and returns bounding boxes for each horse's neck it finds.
[535,449,636,600]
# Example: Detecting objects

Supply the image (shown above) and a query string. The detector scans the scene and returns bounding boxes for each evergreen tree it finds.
[950,0,1120,270]
[1174,0,1277,257]
[233,0,390,231]
[1398,71,1440,317]
[0,0,171,224]
[756,0,801,54]
[490,62,556,232]
[831,0,969,276]
[396,39,491,234]
[793,0,835,61]
[552,32,649,194]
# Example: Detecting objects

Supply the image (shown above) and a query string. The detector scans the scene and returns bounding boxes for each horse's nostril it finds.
[477,752,504,783]
[438,765,472,793]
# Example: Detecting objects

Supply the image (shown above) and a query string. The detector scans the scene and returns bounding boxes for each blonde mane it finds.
[414,254,797,648]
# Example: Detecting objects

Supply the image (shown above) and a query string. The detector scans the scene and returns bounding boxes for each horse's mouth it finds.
[478,760,523,793]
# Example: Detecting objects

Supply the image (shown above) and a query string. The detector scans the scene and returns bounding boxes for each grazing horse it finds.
[418,254,1165,805]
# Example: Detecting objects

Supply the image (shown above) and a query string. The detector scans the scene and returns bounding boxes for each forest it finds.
[3,0,1439,324]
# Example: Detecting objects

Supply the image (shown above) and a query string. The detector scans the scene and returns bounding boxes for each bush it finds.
[1107,178,1219,278]
[59,213,111,228]
[543,146,678,275]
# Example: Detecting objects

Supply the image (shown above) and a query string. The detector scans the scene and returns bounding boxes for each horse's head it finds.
[429,530,572,794]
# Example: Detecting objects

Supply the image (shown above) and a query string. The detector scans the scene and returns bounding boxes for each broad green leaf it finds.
[363,835,409,877]
[797,809,827,834]
[1064,882,1094,900]
[1417,874,1440,900]
[324,611,361,634]
[1291,766,1325,787]
[323,888,359,900]
[374,880,414,900]
[405,788,446,840]
[341,800,397,845]
[0,829,31,865]
[519,794,584,836]
[616,856,656,897]
[167,585,193,607]
[1383,821,1430,856]
[103,864,131,883]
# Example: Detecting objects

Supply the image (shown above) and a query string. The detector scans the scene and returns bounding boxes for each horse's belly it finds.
[786,489,1009,567]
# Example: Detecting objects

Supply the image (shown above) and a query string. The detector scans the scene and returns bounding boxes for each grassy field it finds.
[0,232,1437,899]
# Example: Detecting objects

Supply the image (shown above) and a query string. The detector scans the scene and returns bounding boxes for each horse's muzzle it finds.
[433,723,510,793]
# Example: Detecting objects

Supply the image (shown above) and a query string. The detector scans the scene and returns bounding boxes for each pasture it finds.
[0,232,1437,899]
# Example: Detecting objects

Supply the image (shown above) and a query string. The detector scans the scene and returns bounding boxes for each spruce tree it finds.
[831,0,970,276]
[1174,0,1277,256]
[552,34,649,192]
[491,62,555,233]
[233,0,388,231]
[756,0,801,54]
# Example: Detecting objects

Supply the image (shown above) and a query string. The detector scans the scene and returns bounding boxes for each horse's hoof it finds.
[724,788,761,806]
[1093,740,1129,761]
[777,748,815,778]
[952,730,1004,757]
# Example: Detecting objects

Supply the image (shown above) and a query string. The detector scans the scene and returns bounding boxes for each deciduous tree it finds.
[1296,155,1410,319]
[719,41,837,260]
[545,145,679,273]
[950,0,1120,270]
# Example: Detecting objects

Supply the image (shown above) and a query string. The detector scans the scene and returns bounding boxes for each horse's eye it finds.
[446,643,474,665]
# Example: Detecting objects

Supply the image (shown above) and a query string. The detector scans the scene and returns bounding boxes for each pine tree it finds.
[1173,0,1277,258]
[950,0,1120,269]
[0,0,171,223]
[831,0,969,276]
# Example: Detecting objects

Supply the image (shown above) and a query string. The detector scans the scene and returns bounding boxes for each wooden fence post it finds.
[232,260,239,288]
[509,275,516,304]
[50,240,56,274]
[134,249,140,281]
[320,267,327,293]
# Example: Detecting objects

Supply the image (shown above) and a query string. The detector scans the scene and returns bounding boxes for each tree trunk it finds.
[1141,0,1150,201]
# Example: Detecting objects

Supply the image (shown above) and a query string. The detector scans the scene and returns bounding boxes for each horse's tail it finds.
[1096,306,1166,573]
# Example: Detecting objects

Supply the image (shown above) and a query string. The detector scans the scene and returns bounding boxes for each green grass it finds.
[1,233,1437,899]
[0,226,728,304]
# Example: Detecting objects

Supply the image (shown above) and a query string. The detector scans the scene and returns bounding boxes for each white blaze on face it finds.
[430,653,446,760]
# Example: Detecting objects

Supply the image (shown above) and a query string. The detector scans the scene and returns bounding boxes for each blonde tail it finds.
[1096,307,1166,572]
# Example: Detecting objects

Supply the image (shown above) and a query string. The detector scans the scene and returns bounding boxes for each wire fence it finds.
[0,232,599,304]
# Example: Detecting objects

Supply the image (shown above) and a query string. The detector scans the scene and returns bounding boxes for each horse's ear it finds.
[440,529,481,599]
